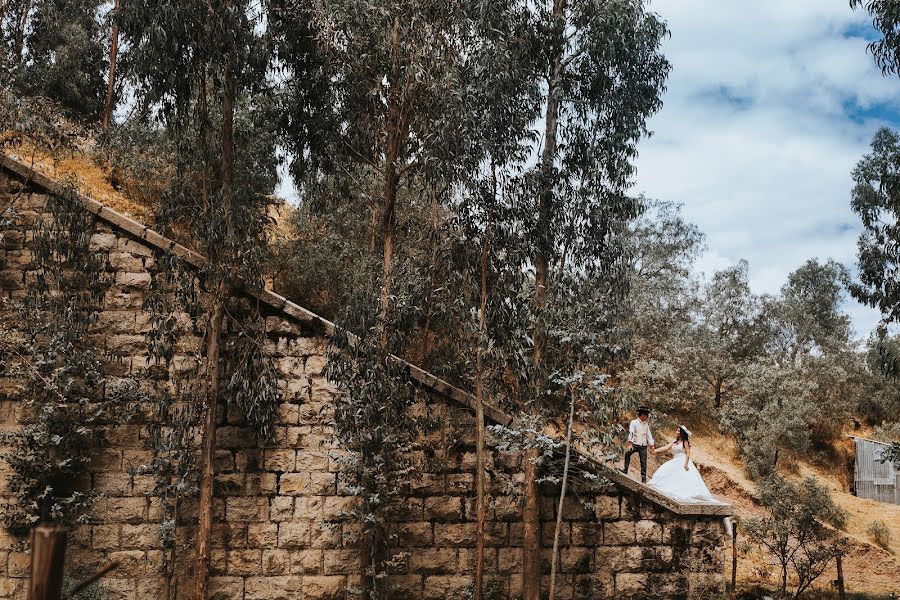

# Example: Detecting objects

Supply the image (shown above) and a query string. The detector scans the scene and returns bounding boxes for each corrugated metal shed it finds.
[850,436,900,505]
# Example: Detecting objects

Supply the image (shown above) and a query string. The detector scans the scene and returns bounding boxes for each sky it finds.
[634,0,898,339]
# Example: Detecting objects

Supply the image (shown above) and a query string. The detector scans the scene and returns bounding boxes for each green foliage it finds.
[0,185,124,535]
[745,476,848,600]
[851,1,900,75]
[16,0,108,119]
[867,520,892,552]
[327,318,437,595]
[851,128,900,326]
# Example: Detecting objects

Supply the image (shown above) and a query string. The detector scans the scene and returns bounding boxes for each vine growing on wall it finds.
[0,181,125,536]
[328,307,438,599]
[137,250,281,600]
[136,250,203,600]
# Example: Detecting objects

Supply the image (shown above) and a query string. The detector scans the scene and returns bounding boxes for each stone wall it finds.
[0,161,727,600]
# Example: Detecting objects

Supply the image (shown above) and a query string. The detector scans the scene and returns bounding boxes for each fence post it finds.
[835,551,846,600]
[731,520,738,596]
[28,523,67,600]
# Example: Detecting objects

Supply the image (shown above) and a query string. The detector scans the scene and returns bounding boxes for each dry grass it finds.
[6,143,155,223]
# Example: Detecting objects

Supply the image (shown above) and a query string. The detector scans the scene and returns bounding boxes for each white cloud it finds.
[636,0,891,339]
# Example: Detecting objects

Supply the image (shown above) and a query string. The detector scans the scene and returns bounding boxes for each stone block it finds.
[116,238,154,257]
[107,550,146,578]
[320,496,358,522]
[596,495,620,520]
[92,524,120,550]
[120,524,159,549]
[291,549,324,574]
[109,252,146,271]
[136,577,166,599]
[227,549,262,576]
[262,549,291,575]
[399,522,433,547]
[425,496,463,521]
[247,473,278,496]
[434,523,476,547]
[603,521,635,545]
[115,271,151,289]
[94,497,146,523]
[226,497,268,522]
[323,549,361,575]
[265,449,297,472]
[303,575,346,600]
[208,576,244,600]
[279,472,310,495]
[571,522,601,546]
[636,520,663,545]
[542,521,569,547]
[309,472,337,496]
[248,523,279,548]
[270,496,294,521]
[388,574,423,599]
[304,355,327,376]
[423,575,472,600]
[409,548,457,574]
[277,402,299,425]
[294,449,329,472]
[89,233,117,252]
[310,523,342,549]
[8,552,30,577]
[279,521,312,548]
[560,547,593,573]
[243,576,302,600]
[615,572,647,597]
[215,473,245,496]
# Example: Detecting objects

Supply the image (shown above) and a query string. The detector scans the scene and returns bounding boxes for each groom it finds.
[622,406,655,483]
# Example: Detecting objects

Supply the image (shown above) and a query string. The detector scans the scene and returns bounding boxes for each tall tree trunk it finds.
[522,450,542,600]
[102,0,120,128]
[523,3,566,598]
[474,221,490,600]
[548,384,576,600]
[194,294,225,600]
[378,17,402,349]
[195,63,236,600]
[13,0,30,64]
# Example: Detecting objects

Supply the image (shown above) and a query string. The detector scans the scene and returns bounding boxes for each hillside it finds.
[634,420,900,595]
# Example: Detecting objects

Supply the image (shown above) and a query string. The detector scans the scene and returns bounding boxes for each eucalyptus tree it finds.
[517,3,669,594]
[118,3,282,598]
[275,1,496,595]
[10,0,108,119]
[278,0,475,344]
[617,200,706,412]
[447,5,539,595]
[850,0,900,463]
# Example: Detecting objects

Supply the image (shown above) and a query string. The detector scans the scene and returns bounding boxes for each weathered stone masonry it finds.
[0,155,731,600]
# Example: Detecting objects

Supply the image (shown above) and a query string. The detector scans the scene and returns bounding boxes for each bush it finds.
[867,520,892,552]
[745,476,848,599]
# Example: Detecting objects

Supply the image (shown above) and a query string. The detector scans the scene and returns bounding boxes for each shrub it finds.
[867,520,892,552]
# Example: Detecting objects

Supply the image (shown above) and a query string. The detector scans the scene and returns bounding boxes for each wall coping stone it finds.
[0,153,733,518]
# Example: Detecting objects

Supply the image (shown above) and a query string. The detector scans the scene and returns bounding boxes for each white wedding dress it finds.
[648,442,722,504]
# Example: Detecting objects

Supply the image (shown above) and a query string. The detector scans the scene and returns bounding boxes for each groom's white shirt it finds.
[628,419,654,446]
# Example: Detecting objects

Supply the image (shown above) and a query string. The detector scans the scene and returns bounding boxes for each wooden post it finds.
[731,520,738,596]
[28,524,67,600]
[835,551,846,600]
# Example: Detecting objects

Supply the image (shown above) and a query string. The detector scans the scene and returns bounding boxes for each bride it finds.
[649,425,721,504]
